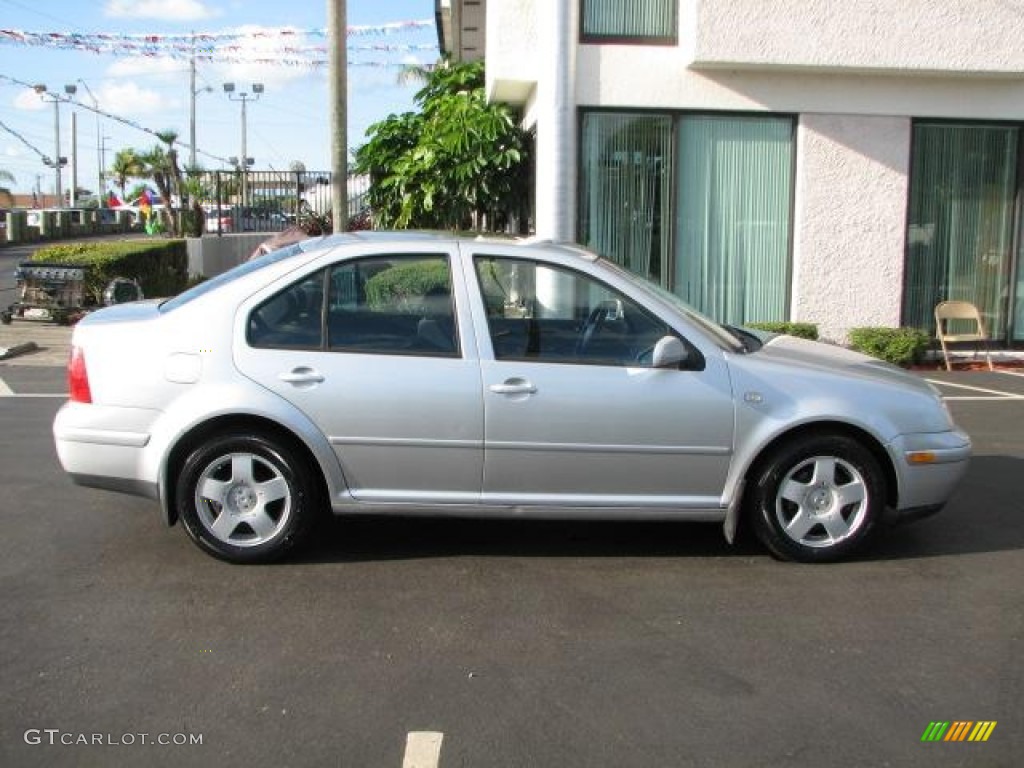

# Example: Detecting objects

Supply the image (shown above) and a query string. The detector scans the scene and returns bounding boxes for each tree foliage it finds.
[354,59,532,232]
[0,167,14,205]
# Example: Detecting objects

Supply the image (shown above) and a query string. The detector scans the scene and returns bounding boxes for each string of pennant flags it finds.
[0,20,438,68]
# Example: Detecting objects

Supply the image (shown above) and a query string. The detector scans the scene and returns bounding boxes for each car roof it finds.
[307,231,600,263]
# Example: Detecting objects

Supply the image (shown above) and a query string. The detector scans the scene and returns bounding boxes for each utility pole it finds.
[328,0,348,232]
[69,111,77,207]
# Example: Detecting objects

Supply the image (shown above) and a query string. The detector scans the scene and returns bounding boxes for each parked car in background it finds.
[203,204,233,233]
[53,233,971,564]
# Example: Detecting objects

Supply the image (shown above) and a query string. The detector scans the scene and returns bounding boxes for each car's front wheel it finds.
[748,434,885,563]
[176,433,318,563]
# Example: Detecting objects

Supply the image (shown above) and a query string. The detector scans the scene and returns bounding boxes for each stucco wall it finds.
[485,0,537,104]
[792,115,911,342]
[575,47,1024,121]
[690,0,1024,75]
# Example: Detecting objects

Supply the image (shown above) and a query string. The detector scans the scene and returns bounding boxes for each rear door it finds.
[234,245,484,503]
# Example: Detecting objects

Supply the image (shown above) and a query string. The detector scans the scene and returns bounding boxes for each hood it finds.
[756,334,937,396]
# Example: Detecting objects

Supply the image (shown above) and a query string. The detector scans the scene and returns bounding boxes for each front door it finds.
[470,254,735,510]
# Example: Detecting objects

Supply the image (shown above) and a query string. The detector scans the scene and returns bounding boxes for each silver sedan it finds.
[53,233,970,563]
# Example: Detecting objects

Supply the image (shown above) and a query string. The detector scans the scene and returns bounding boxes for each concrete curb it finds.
[0,341,39,361]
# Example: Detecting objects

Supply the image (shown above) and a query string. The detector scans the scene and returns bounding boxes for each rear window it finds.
[159,243,308,313]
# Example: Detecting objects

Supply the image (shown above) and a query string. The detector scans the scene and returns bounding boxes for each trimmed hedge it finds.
[31,239,188,305]
[847,326,929,367]
[365,260,450,312]
[747,321,819,341]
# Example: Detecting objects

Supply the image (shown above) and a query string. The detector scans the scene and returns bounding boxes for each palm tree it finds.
[138,131,185,236]
[110,149,144,202]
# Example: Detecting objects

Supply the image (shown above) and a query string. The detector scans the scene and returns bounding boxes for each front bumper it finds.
[886,428,971,521]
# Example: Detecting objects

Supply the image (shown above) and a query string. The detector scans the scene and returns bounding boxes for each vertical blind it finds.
[579,113,674,284]
[905,123,1018,340]
[582,0,675,39]
[674,116,795,325]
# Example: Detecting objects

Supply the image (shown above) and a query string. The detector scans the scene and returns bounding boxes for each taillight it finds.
[68,345,92,403]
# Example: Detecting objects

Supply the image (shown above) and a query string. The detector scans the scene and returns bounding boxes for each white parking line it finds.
[925,378,1024,400]
[997,369,1024,379]
[0,374,66,399]
[402,732,444,768]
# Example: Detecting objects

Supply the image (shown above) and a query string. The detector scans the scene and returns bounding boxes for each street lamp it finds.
[223,82,263,208]
[34,84,67,207]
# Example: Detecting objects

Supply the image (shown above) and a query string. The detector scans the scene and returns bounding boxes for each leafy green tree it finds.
[354,59,532,232]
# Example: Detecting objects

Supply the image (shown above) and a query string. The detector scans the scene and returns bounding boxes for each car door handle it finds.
[278,367,325,385]
[489,379,537,395]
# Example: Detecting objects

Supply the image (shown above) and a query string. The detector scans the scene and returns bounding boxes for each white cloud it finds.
[13,89,49,111]
[214,26,317,89]
[106,56,186,80]
[97,82,167,116]
[105,0,220,21]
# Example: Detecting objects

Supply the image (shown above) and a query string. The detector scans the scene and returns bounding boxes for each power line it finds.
[0,117,49,161]
[0,74,233,166]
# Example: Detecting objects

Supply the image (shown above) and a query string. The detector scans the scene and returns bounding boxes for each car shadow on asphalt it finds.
[291,455,1021,565]
[863,454,1024,562]
[295,517,758,564]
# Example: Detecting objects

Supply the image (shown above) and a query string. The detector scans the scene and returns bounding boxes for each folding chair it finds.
[934,300,994,371]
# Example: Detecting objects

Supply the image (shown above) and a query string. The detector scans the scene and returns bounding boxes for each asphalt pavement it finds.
[0,361,1021,767]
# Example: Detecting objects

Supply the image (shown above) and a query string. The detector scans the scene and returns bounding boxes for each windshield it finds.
[159,242,309,313]
[598,259,747,353]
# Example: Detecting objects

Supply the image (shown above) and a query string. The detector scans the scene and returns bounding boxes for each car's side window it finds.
[474,256,670,367]
[247,270,325,349]
[326,255,459,357]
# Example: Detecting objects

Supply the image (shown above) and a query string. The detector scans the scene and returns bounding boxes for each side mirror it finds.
[652,335,688,369]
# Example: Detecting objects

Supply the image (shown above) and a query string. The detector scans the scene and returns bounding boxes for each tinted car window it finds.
[326,255,459,357]
[247,270,325,349]
[475,256,670,367]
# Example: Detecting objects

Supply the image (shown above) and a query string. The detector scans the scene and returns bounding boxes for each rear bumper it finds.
[53,402,161,501]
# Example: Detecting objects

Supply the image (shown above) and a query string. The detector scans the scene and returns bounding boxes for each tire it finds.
[748,434,884,563]
[176,433,319,564]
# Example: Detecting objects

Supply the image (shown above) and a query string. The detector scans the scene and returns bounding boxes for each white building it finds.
[436,0,1024,344]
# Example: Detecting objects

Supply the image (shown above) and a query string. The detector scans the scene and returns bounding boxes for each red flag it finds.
[108,192,122,208]
[139,189,152,214]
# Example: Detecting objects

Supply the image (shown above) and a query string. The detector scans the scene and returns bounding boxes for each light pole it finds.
[63,84,78,207]
[33,84,67,207]
[76,80,103,203]
[223,82,263,209]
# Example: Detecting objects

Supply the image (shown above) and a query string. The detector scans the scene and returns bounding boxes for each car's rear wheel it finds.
[176,433,317,563]
[748,434,884,563]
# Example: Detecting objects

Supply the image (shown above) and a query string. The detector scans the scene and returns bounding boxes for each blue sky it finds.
[0,0,438,196]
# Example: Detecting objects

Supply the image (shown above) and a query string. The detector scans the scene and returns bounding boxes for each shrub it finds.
[747,322,819,341]
[365,260,450,312]
[847,326,930,367]
[32,239,189,305]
